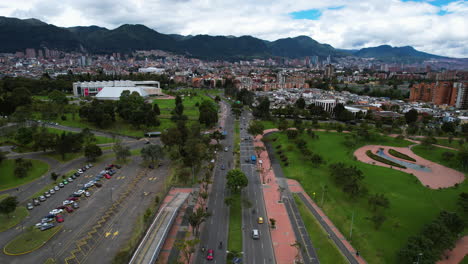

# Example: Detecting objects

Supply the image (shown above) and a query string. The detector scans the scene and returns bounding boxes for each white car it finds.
[74,190,85,196]
[49,189,55,194]
[77,170,84,174]
[85,191,91,197]
[49,209,63,215]
[62,200,73,206]
[54,186,60,191]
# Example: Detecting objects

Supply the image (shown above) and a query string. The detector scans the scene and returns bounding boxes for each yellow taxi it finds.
[258,217,264,224]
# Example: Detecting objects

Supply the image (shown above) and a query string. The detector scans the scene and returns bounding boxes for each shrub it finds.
[389,149,416,162]
[366,150,406,169]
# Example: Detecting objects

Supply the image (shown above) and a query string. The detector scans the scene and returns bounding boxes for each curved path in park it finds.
[354,145,465,189]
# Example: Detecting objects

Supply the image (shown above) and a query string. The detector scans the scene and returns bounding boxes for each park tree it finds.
[295,97,306,109]
[441,122,456,134]
[54,132,84,160]
[79,99,115,128]
[0,196,18,217]
[198,100,218,127]
[226,169,248,193]
[175,237,200,264]
[80,128,97,146]
[32,127,55,152]
[48,90,68,105]
[153,103,161,115]
[187,207,211,237]
[211,130,223,144]
[286,129,299,139]
[50,172,59,182]
[368,193,390,212]
[405,109,418,124]
[237,88,254,106]
[247,120,265,138]
[278,118,289,131]
[84,144,103,162]
[15,127,34,145]
[161,121,189,156]
[112,139,131,162]
[458,192,468,215]
[140,144,164,165]
[231,102,242,119]
[329,163,367,198]
[333,103,345,118]
[457,147,468,170]
[14,158,32,178]
[253,96,270,119]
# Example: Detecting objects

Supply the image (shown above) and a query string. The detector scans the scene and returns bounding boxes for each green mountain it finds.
[0,16,456,61]
[268,36,344,58]
[354,45,448,60]
[0,16,81,52]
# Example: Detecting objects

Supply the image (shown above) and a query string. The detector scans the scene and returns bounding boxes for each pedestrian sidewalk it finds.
[288,180,367,264]
[254,135,298,264]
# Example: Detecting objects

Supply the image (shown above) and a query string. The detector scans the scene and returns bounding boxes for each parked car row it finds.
[34,164,94,231]
[28,164,93,210]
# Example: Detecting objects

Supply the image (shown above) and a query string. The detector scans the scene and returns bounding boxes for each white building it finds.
[95,86,162,100]
[73,80,160,97]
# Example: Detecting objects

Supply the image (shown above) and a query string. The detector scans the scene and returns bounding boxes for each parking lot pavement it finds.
[82,162,172,264]
[0,156,144,264]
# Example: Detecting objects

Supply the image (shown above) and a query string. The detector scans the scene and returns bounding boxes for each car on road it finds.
[206,249,214,260]
[54,186,60,191]
[55,214,64,223]
[71,174,77,179]
[44,192,51,198]
[72,202,79,209]
[258,217,264,224]
[63,180,68,185]
[33,199,40,206]
[58,183,65,188]
[252,229,260,239]
[67,177,74,182]
[88,163,93,167]
[65,206,74,213]
[85,191,91,197]
[95,182,102,188]
[115,165,121,169]
[224,147,229,152]
[39,195,46,202]
[85,165,90,169]
[45,214,55,219]
[221,164,225,170]
[105,174,111,179]
[27,203,33,210]
[63,200,73,206]
[49,189,55,194]
[56,205,66,209]
[40,223,55,231]
[67,197,79,201]
[77,169,83,174]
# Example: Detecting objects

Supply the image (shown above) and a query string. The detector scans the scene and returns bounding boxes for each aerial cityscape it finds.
[0,0,467,264]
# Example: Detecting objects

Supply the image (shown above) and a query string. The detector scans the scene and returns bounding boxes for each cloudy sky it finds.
[1,0,467,57]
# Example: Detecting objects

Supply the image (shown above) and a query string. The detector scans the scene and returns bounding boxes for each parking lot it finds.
[0,153,169,264]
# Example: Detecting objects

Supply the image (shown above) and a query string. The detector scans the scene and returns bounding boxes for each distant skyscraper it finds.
[327,55,331,65]
[25,48,36,58]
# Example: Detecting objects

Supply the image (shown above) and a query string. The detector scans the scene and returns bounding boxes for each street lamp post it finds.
[415,252,423,264]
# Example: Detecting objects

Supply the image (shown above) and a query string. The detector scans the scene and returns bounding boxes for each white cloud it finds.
[0,0,466,57]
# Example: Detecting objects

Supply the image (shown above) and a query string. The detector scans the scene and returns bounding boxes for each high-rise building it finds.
[325,64,334,78]
[454,82,468,109]
[410,81,466,107]
[25,48,36,58]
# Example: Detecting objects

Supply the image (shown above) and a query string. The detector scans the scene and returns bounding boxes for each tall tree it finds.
[140,144,164,165]
[0,196,18,217]
[405,109,418,124]
[226,169,248,193]
[84,144,103,162]
[247,120,265,138]
[198,100,218,127]
[112,139,131,162]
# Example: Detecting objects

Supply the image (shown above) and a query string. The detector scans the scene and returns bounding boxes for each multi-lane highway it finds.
[196,100,234,263]
[239,110,276,264]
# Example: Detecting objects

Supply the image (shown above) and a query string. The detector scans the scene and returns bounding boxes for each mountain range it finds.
[0,16,456,61]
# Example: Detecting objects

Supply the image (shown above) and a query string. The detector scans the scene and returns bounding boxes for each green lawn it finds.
[0,195,29,233]
[0,159,49,190]
[234,120,240,168]
[411,145,465,173]
[44,151,84,163]
[293,194,348,264]
[433,138,465,149]
[4,226,62,255]
[153,93,215,121]
[266,131,467,263]
[227,193,242,255]
[45,127,114,144]
[460,255,468,264]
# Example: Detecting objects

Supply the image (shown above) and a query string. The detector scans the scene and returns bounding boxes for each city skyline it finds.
[0,0,466,58]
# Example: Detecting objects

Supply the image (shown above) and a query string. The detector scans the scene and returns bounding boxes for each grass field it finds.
[460,255,468,264]
[266,131,467,263]
[0,159,49,190]
[45,127,114,145]
[411,145,465,173]
[44,151,84,163]
[0,194,29,233]
[153,93,215,121]
[293,194,348,264]
[227,193,242,256]
[433,138,465,149]
[4,226,62,255]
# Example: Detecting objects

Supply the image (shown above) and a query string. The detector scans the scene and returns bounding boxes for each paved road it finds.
[264,137,320,264]
[195,100,233,264]
[239,110,275,264]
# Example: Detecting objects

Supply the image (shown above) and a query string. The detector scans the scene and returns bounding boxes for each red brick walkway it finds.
[254,134,298,264]
[437,236,468,264]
